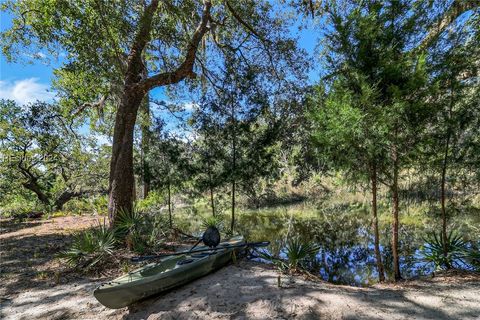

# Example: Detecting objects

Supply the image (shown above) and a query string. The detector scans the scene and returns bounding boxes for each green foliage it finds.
[283,237,320,271]
[60,221,116,270]
[113,206,167,254]
[0,194,41,218]
[420,231,472,270]
[114,207,144,239]
[202,215,224,230]
[136,191,164,212]
[260,237,320,273]
[0,100,109,212]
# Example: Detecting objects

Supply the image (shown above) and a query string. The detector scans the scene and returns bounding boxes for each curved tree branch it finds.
[139,0,212,91]
[416,0,479,52]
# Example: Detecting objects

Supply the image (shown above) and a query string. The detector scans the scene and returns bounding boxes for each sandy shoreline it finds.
[1,217,479,319]
[2,261,479,320]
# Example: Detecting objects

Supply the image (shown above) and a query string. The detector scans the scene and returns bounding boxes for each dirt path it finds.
[1,217,479,319]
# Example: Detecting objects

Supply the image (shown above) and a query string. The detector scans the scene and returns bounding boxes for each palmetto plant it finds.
[464,247,480,271]
[202,215,224,230]
[421,230,470,270]
[114,206,166,253]
[259,237,320,273]
[114,206,144,239]
[61,220,116,270]
[284,238,320,271]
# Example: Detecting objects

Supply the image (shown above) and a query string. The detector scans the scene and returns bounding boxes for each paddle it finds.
[130,241,270,263]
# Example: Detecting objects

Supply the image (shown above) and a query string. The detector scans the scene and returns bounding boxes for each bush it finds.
[60,220,116,270]
[259,237,320,273]
[60,195,108,216]
[136,191,164,212]
[421,230,478,270]
[0,194,43,218]
[114,206,168,254]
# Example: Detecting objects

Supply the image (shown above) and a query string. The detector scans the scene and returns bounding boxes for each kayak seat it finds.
[191,253,209,258]
[176,258,194,265]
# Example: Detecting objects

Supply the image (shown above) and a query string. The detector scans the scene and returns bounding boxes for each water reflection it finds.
[235,206,438,286]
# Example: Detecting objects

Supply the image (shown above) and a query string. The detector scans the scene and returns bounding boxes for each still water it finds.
[228,204,475,286]
[179,201,478,286]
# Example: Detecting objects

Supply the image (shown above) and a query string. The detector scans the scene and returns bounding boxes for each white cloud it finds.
[183,102,199,111]
[23,51,47,59]
[0,78,54,105]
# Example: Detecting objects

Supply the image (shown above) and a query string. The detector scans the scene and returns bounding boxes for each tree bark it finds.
[440,132,450,268]
[108,89,145,224]
[371,164,385,282]
[108,0,159,224]
[22,180,50,207]
[230,101,236,234]
[391,144,402,281]
[168,178,172,228]
[54,190,86,211]
[140,95,151,199]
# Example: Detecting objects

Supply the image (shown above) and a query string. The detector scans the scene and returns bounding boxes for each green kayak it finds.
[94,236,245,309]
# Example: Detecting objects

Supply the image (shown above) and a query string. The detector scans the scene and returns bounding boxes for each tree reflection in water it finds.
[236,205,476,285]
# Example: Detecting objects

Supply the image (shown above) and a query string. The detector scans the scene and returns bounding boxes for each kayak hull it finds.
[94,236,244,309]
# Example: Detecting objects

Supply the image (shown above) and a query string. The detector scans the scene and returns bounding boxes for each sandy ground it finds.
[1,216,479,320]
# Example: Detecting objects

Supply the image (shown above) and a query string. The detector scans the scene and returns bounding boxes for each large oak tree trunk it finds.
[140,96,151,199]
[371,164,385,282]
[108,89,145,225]
[54,191,84,211]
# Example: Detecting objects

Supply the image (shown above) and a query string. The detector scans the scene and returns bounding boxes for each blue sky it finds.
[0,9,319,110]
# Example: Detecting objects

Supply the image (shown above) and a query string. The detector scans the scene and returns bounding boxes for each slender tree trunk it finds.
[207,157,215,216]
[231,180,236,233]
[108,89,145,225]
[371,164,385,282]
[168,178,172,228]
[440,75,455,269]
[230,102,236,234]
[210,184,215,217]
[140,95,151,199]
[391,144,402,281]
[440,135,450,268]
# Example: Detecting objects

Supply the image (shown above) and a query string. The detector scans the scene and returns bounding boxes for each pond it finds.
[177,201,479,286]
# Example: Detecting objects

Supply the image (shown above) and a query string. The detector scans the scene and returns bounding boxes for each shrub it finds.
[136,191,164,212]
[202,215,224,230]
[114,206,168,253]
[0,194,43,218]
[60,220,116,270]
[259,237,320,273]
[421,230,474,270]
